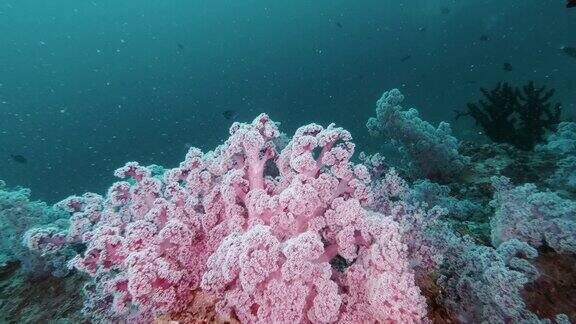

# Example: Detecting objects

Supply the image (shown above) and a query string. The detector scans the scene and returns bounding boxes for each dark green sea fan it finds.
[456,81,562,150]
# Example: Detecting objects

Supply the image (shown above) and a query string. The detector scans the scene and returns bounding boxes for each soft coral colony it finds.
[26,113,432,322]
[18,89,574,323]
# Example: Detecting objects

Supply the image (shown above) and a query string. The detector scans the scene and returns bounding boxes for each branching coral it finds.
[0,180,72,278]
[367,89,470,181]
[16,111,575,323]
[537,121,576,193]
[26,114,437,323]
[432,224,546,323]
[457,81,562,150]
[406,179,484,221]
[490,176,576,254]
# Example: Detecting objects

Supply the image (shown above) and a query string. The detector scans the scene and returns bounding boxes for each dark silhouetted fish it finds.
[11,154,27,164]
[479,35,489,42]
[177,43,184,51]
[335,22,343,28]
[441,7,450,14]
[223,110,238,120]
[567,0,576,8]
[400,55,412,62]
[561,46,576,59]
[503,62,513,72]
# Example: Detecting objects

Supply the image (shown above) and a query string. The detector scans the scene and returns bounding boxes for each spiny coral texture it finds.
[537,122,576,192]
[538,122,576,156]
[367,88,469,181]
[490,176,576,254]
[435,227,545,323]
[406,179,484,220]
[0,180,71,278]
[26,114,436,323]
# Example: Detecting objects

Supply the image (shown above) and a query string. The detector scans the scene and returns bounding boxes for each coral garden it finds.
[1,89,575,323]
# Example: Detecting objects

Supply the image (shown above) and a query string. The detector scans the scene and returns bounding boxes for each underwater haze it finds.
[1,1,576,323]
[1,0,574,202]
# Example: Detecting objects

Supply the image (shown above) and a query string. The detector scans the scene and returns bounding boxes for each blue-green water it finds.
[1,0,574,202]
[1,2,576,323]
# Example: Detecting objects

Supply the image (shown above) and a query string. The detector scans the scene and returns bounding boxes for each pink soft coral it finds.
[200,119,428,323]
[40,114,430,323]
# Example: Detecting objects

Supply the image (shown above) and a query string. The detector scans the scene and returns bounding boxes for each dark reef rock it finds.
[523,247,576,321]
[0,262,87,323]
[440,140,570,245]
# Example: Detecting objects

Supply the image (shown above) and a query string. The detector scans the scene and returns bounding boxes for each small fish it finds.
[335,22,343,29]
[177,43,184,51]
[441,7,450,14]
[561,46,576,59]
[465,80,477,85]
[503,62,513,72]
[479,35,489,42]
[223,110,238,120]
[567,0,576,8]
[418,26,427,32]
[400,55,412,62]
[11,154,27,164]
